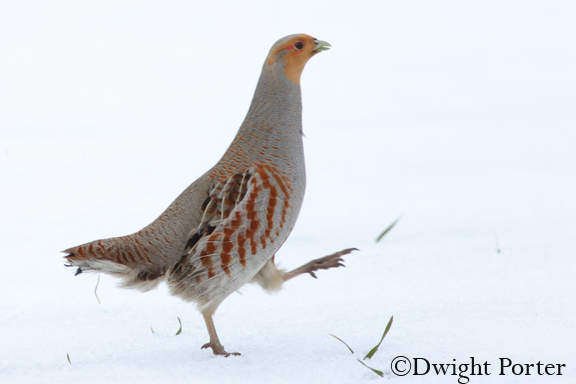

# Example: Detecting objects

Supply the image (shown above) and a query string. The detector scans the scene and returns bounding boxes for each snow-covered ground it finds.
[1,1,575,383]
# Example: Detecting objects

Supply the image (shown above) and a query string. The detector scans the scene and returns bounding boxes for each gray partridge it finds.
[64,34,356,357]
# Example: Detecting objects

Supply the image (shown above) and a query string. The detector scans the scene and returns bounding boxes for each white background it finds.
[1,0,575,383]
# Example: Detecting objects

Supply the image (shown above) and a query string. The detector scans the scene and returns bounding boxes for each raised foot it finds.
[201,342,241,357]
[303,247,358,278]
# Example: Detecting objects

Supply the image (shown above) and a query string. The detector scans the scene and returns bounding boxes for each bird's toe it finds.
[201,342,241,357]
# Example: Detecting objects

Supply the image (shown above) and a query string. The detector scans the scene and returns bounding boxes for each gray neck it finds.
[221,62,304,169]
[243,64,303,134]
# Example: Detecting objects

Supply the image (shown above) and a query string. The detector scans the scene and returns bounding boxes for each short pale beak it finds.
[313,40,331,52]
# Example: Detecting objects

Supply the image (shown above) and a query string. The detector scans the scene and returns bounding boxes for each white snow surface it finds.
[1,1,575,383]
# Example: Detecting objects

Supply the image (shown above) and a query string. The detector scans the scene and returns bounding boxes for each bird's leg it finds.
[201,313,240,357]
[281,248,358,282]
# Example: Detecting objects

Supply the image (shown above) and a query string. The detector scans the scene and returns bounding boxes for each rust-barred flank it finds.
[259,167,271,184]
[200,251,212,268]
[260,235,267,249]
[268,197,278,212]
[249,220,260,254]
[280,195,290,224]
[244,184,261,254]
[282,175,293,192]
[231,211,242,227]
[266,197,277,238]
[237,233,247,267]
[266,210,275,228]
[270,170,291,199]
[205,240,216,255]
[221,239,233,254]
[208,233,223,243]
[220,239,232,277]
[249,219,260,232]
[220,248,232,265]
[223,227,234,237]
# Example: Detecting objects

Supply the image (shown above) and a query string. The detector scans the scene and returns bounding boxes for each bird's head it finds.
[265,34,331,85]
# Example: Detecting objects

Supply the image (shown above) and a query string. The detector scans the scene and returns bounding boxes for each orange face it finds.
[266,34,328,85]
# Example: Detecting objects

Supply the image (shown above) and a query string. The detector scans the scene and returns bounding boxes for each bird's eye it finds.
[294,41,304,50]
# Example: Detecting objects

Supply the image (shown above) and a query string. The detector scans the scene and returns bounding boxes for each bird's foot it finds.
[301,247,358,278]
[201,342,241,357]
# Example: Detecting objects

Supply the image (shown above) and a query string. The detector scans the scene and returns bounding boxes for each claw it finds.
[201,342,241,357]
[282,247,358,282]
[304,248,357,278]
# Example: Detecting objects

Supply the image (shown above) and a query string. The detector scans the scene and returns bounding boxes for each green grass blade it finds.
[357,359,384,377]
[150,326,154,334]
[175,317,182,335]
[364,316,394,360]
[329,334,354,354]
[67,353,71,364]
[376,215,402,243]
